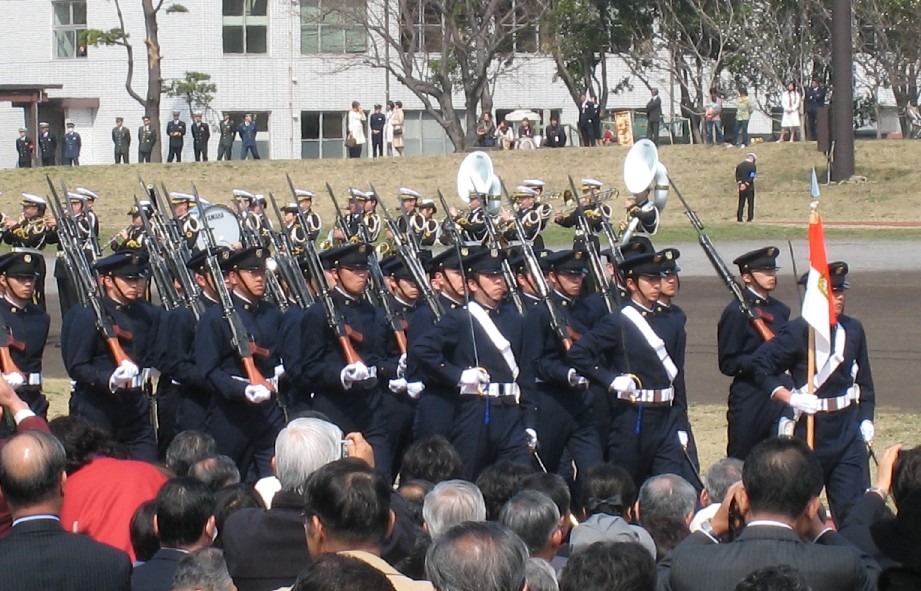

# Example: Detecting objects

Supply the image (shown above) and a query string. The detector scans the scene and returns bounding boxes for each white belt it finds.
[616,386,674,405]
[460,382,520,403]
[815,385,859,412]
[27,373,42,386]
[128,368,152,390]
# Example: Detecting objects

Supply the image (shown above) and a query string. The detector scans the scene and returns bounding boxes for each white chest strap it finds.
[621,305,678,381]
[468,302,519,379]
[813,324,846,390]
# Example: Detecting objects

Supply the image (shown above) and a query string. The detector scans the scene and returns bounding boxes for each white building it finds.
[0,0,782,167]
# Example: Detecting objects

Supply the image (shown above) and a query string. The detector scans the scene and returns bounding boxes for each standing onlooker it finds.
[517,118,536,149]
[138,115,156,163]
[346,101,367,159]
[112,117,131,164]
[166,110,187,163]
[15,127,33,168]
[391,101,406,156]
[191,112,210,162]
[384,101,395,156]
[369,104,385,158]
[476,112,497,147]
[238,113,260,160]
[735,152,757,222]
[778,81,801,142]
[646,88,663,145]
[805,79,826,141]
[217,113,236,161]
[63,122,81,166]
[734,89,753,147]
[38,122,57,166]
[704,88,723,145]
[578,93,597,147]
[543,116,566,148]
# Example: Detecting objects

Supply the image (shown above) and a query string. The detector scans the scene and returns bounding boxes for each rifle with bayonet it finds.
[266,191,314,309]
[567,176,618,314]
[326,182,357,245]
[235,197,289,313]
[134,196,183,311]
[477,187,524,314]
[326,183,381,306]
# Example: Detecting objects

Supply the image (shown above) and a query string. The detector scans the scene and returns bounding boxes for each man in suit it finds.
[238,113,260,160]
[369,104,386,158]
[131,477,215,591]
[112,117,131,163]
[658,437,879,591]
[15,127,33,168]
[646,88,663,145]
[166,110,187,163]
[578,93,597,147]
[63,122,81,166]
[217,113,236,161]
[38,122,57,166]
[191,111,211,162]
[138,116,157,163]
[0,429,132,590]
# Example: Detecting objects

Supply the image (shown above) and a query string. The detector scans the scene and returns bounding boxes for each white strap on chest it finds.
[813,324,846,390]
[467,302,519,380]
[620,305,678,381]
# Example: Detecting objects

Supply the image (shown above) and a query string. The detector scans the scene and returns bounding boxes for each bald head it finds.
[0,430,66,513]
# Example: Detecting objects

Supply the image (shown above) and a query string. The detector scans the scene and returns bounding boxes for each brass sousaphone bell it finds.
[456,151,503,215]
[622,138,670,244]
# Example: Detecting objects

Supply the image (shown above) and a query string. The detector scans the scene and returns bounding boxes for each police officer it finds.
[109,202,151,252]
[194,247,284,480]
[62,250,161,462]
[37,122,57,166]
[718,246,792,460]
[112,117,131,163]
[3,194,57,310]
[63,122,81,166]
[166,110,187,163]
[752,262,874,523]
[0,251,51,432]
[138,116,157,163]
[414,247,535,480]
[217,113,236,161]
[191,112,210,162]
[15,127,34,168]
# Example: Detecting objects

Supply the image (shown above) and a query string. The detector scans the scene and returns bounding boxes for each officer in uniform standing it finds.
[752,262,875,523]
[217,113,236,161]
[38,122,57,166]
[109,202,151,252]
[191,112,210,162]
[16,127,34,168]
[3,194,57,310]
[718,246,792,460]
[238,113,260,160]
[194,247,284,480]
[63,122,81,166]
[138,116,157,163]
[0,251,51,432]
[61,250,161,462]
[112,117,131,163]
[166,110,187,163]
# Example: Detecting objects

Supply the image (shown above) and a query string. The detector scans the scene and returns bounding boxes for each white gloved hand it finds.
[525,428,539,451]
[397,353,407,378]
[109,360,140,391]
[340,362,371,389]
[677,430,689,448]
[567,369,590,390]
[609,374,637,394]
[244,384,272,403]
[789,392,819,415]
[406,381,425,400]
[459,368,490,386]
[860,420,875,443]
[2,373,24,391]
[389,378,408,393]
[777,416,797,437]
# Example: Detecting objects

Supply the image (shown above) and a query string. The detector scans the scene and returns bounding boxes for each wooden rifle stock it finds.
[105,337,132,367]
[752,317,775,341]
[241,356,273,391]
[338,335,362,365]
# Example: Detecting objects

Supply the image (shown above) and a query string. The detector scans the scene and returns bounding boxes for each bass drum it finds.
[194,204,242,249]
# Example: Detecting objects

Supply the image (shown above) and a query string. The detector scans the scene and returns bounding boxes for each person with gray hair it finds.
[426,521,529,591]
[636,473,697,528]
[423,480,487,540]
[499,491,562,563]
[525,557,559,591]
[190,455,241,491]
[166,431,217,477]
[690,458,744,533]
[171,548,234,591]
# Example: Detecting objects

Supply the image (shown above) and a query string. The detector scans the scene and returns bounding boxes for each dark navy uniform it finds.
[55,194,98,320]
[3,195,58,311]
[450,197,488,246]
[0,252,51,432]
[109,203,151,253]
[191,114,210,162]
[166,114,187,163]
[718,247,792,459]
[112,119,131,163]
[16,130,34,168]
[217,115,236,161]
[38,125,57,166]
[752,262,873,522]
[62,251,161,462]
[63,125,81,166]
[195,247,284,480]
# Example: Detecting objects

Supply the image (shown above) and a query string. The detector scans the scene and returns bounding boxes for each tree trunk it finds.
[143,0,163,163]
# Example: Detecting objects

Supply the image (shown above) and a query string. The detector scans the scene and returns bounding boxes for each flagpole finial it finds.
[809,200,819,210]
[810,168,821,199]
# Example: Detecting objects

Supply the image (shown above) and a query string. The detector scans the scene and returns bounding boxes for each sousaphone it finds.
[621,138,670,243]
[456,151,503,215]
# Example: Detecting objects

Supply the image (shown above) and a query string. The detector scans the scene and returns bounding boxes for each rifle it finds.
[326,182,355,245]
[437,190,465,248]
[192,191,274,391]
[266,191,314,309]
[670,180,774,341]
[327,183,381,306]
[567,176,618,313]
[134,196,183,312]
[46,176,132,367]
[478,192,525,314]
[236,198,289,313]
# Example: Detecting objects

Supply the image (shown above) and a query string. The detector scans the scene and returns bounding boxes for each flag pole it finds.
[806,170,821,449]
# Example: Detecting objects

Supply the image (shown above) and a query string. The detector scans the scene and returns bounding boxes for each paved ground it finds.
[39,239,921,411]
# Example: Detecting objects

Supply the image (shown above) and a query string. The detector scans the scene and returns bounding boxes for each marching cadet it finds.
[62,250,161,462]
[446,192,488,246]
[16,127,34,168]
[109,201,151,252]
[416,199,439,250]
[0,251,51,433]
[361,191,383,242]
[507,248,544,310]
[295,242,392,477]
[752,262,875,523]
[569,251,688,488]
[169,193,200,249]
[331,189,366,244]
[506,186,551,250]
[554,179,607,248]
[295,189,322,242]
[528,249,603,477]
[194,247,285,480]
[394,188,424,241]
[3,194,58,310]
[414,247,536,480]
[74,187,101,239]
[718,246,792,460]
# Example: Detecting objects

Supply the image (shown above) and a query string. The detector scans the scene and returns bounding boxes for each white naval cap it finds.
[348,188,368,200]
[253,194,267,204]
[75,187,99,200]
[294,189,315,200]
[232,189,255,200]
[169,192,196,204]
[522,179,545,188]
[21,193,47,206]
[66,192,87,204]
[581,178,604,189]
[399,187,422,200]
[513,186,540,197]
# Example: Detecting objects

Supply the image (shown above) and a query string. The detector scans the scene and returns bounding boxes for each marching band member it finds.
[109,202,151,252]
[3,194,57,310]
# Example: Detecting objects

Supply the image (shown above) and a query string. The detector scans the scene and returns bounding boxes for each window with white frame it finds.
[53,0,87,59]
[496,0,539,54]
[300,0,367,55]
[223,0,268,54]
[400,0,443,53]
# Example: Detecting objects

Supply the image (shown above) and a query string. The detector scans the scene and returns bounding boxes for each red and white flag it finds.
[802,205,837,367]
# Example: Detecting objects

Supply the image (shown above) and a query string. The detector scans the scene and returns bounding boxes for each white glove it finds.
[109,360,140,391]
[397,353,407,378]
[567,369,589,390]
[389,378,408,394]
[777,416,797,437]
[406,381,425,400]
[274,364,286,380]
[525,428,539,451]
[2,373,24,391]
[340,362,371,389]
[458,368,490,394]
[860,420,874,443]
[789,392,819,415]
[677,430,689,448]
[244,384,272,403]
[609,374,637,394]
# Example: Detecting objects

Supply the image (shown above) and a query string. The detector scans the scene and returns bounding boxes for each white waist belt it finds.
[26,373,42,386]
[616,386,674,405]
[460,382,520,402]
[815,385,859,412]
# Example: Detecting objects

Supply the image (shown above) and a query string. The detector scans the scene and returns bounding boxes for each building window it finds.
[301,111,347,159]
[223,0,268,54]
[53,0,87,59]
[300,0,367,54]
[496,0,539,54]
[224,111,271,158]
[401,110,461,156]
[400,0,442,53]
